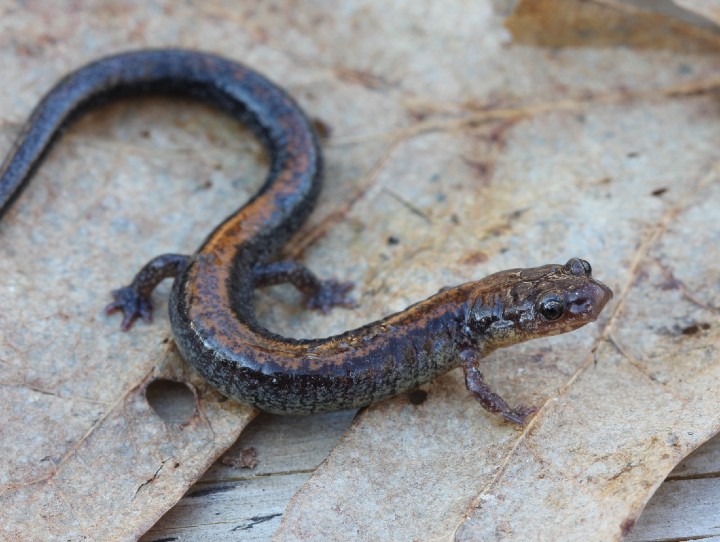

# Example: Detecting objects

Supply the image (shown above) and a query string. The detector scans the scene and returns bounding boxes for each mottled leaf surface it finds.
[274,1,720,541]
[1,1,719,541]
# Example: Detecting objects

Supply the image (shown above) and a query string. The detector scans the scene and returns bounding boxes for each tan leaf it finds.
[274,1,720,540]
[1,0,719,540]
[0,54,261,542]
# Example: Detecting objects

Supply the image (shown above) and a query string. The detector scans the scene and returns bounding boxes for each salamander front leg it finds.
[253,261,356,313]
[106,253,191,330]
[461,350,537,426]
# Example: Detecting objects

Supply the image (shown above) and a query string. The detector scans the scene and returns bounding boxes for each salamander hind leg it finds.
[253,260,356,313]
[106,253,191,330]
[461,350,538,426]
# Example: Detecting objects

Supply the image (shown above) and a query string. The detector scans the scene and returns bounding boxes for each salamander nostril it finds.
[567,297,592,315]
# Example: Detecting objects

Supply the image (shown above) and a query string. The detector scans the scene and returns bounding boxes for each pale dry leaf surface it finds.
[1,1,719,541]
[0,95,260,538]
[0,2,376,540]
[274,1,720,541]
[0,0,451,539]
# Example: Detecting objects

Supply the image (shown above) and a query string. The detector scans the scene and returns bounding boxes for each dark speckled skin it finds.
[0,49,614,422]
[170,260,612,416]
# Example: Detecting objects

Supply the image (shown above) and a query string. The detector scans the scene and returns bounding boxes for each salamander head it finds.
[464,258,613,351]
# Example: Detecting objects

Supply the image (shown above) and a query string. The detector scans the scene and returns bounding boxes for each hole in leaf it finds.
[681,323,710,336]
[146,379,196,425]
[408,389,428,405]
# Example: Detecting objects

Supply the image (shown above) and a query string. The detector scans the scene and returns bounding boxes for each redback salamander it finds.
[0,49,613,424]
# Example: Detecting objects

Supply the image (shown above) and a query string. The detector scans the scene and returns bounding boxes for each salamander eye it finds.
[565,258,592,276]
[538,294,565,321]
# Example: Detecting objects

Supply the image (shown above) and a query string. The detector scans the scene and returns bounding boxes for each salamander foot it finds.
[500,405,538,426]
[105,286,154,331]
[306,280,357,313]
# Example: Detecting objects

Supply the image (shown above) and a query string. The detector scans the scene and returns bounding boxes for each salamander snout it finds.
[531,259,613,335]
[563,278,613,320]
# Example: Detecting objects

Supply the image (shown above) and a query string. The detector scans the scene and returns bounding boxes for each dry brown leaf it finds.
[273,1,720,541]
[0,1,404,539]
[0,10,274,542]
[1,0,719,540]
[0,99,259,541]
